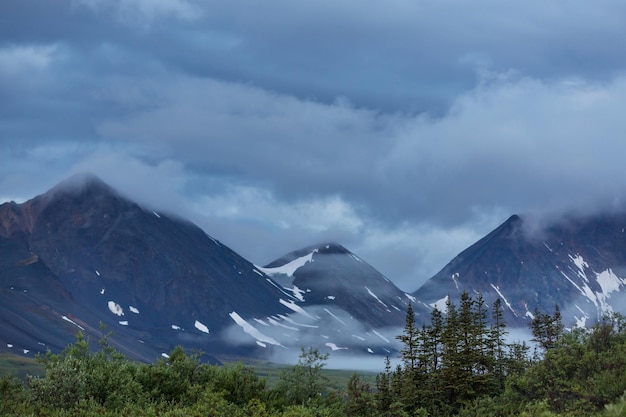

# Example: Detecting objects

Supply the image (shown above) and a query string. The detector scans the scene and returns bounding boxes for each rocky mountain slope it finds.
[0,175,407,361]
[412,213,626,328]
[0,175,298,361]
[3,174,626,364]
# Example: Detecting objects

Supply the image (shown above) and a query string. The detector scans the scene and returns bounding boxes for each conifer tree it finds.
[530,304,564,352]
[426,307,444,374]
[471,292,494,398]
[490,297,508,392]
[441,295,462,407]
[397,303,419,371]
[424,307,444,413]
[375,356,393,414]
[346,373,376,417]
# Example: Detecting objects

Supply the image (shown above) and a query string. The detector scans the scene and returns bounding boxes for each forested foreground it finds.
[1,294,626,417]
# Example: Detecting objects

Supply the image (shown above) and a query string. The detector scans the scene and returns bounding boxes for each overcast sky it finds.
[2,0,626,291]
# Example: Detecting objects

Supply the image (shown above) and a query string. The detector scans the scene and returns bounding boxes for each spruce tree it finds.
[490,297,508,392]
[425,307,444,413]
[457,291,478,402]
[397,303,420,371]
[441,295,462,407]
[530,304,564,352]
[426,307,443,374]
[375,356,393,414]
[471,292,494,398]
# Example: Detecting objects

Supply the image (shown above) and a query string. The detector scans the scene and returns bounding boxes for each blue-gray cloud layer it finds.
[2,0,626,290]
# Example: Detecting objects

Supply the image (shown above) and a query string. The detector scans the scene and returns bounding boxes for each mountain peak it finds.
[29,173,128,216]
[315,242,350,254]
[46,173,116,198]
[263,242,351,270]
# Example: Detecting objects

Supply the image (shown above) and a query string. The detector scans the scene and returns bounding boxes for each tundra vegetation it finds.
[1,292,626,416]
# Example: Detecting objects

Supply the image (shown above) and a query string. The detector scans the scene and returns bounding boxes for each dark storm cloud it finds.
[3,0,626,291]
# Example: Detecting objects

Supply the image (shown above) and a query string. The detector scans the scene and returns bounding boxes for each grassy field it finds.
[0,353,43,380]
[0,351,377,391]
[239,359,378,389]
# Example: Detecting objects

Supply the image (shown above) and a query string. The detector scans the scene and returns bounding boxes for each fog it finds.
[221,304,403,370]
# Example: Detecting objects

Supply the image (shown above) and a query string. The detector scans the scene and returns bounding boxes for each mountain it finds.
[0,174,298,361]
[412,213,626,328]
[8,174,625,364]
[0,175,411,362]
[257,243,429,354]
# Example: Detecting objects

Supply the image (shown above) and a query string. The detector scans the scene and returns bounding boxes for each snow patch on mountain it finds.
[258,250,318,277]
[264,278,297,300]
[278,314,319,328]
[62,315,85,330]
[267,317,298,331]
[569,254,590,281]
[490,284,517,317]
[324,308,346,325]
[229,311,283,347]
[596,269,624,296]
[194,320,209,334]
[593,269,626,311]
[280,299,315,319]
[372,330,390,343]
[365,286,387,308]
[560,264,625,314]
[524,303,534,319]
[107,301,124,316]
[574,305,589,328]
[431,295,448,311]
[283,285,306,302]
[325,342,348,351]
[559,270,589,300]
[254,318,270,327]
[451,273,460,290]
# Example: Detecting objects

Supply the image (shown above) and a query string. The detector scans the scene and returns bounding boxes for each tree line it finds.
[368,291,626,416]
[1,293,626,416]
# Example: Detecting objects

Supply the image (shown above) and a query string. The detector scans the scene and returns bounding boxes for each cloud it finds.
[73,0,203,25]
[195,186,363,234]
[156,0,626,111]
[0,44,58,74]
[220,304,403,370]
[95,71,626,223]
[355,220,495,291]
[8,67,624,290]
[3,0,626,299]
